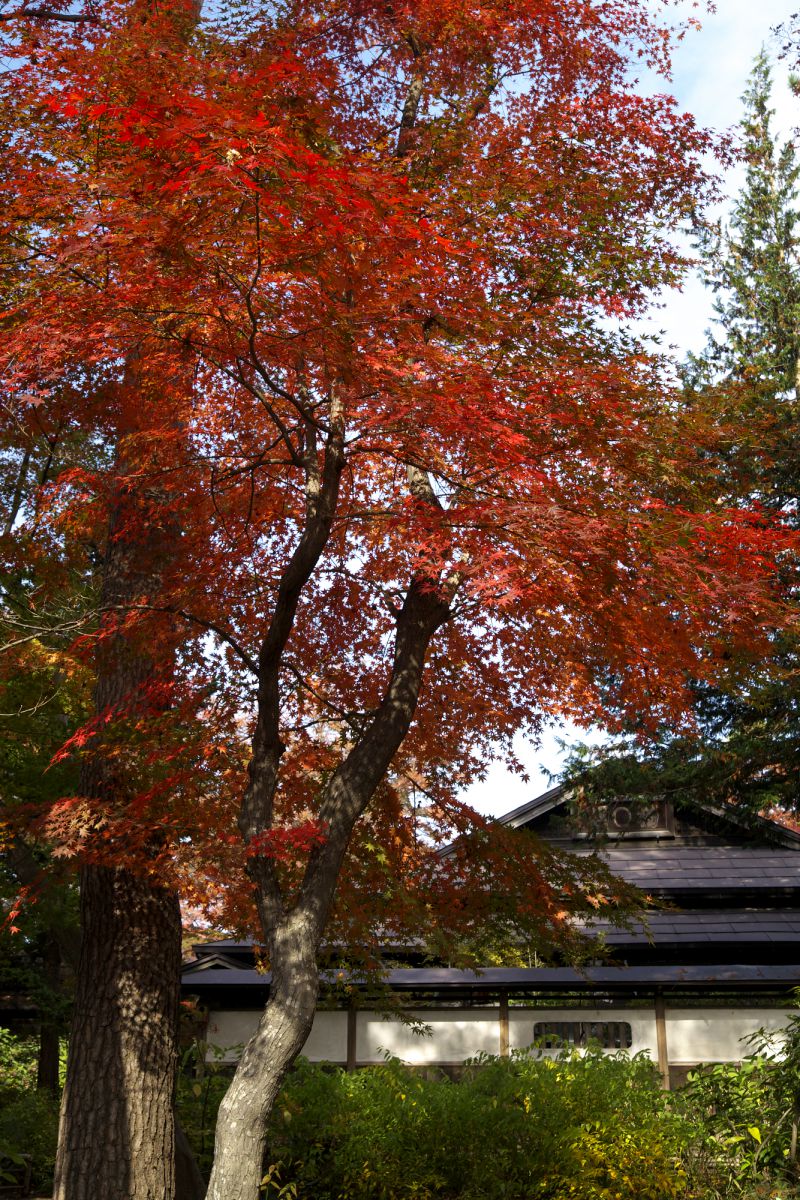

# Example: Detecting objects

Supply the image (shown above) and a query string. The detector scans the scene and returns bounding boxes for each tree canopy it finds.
[1,4,796,1198]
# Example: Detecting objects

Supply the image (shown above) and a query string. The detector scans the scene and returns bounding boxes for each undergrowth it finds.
[5,1025,800,1199]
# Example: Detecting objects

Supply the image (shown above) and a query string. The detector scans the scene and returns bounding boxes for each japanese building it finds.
[181,787,800,1087]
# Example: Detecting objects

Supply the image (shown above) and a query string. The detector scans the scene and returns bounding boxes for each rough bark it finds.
[53,866,182,1200]
[11,838,204,1197]
[53,363,195,1200]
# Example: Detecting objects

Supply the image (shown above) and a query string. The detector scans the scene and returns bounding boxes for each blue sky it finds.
[465,0,799,818]
[652,0,798,357]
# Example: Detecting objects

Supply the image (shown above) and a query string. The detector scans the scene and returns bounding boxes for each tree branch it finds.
[0,6,99,19]
[296,575,451,939]
[239,390,347,932]
[395,34,425,158]
[122,604,259,676]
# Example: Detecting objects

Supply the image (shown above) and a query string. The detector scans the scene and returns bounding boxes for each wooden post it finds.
[499,992,510,1058]
[654,992,670,1090]
[346,1001,358,1072]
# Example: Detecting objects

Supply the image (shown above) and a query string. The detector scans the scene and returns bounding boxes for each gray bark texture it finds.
[203,939,319,1200]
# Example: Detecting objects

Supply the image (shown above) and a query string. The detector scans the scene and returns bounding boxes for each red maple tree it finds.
[1,1,793,1197]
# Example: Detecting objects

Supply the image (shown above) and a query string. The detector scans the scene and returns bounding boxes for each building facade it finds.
[181,788,800,1087]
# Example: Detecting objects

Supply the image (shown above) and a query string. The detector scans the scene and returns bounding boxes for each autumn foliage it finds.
[3,1,798,1196]
[1,0,794,949]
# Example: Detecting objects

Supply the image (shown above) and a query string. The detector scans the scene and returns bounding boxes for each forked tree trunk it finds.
[53,866,182,1200]
[205,938,319,1200]
[205,572,450,1200]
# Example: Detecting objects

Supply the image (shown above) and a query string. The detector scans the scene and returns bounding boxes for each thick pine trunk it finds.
[53,381,192,1199]
[53,866,182,1200]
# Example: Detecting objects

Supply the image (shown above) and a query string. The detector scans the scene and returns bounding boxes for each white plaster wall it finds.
[303,1011,348,1062]
[356,1009,500,1065]
[206,1009,348,1063]
[508,1008,658,1058]
[205,1005,793,1067]
[664,1008,788,1064]
[205,1009,256,1061]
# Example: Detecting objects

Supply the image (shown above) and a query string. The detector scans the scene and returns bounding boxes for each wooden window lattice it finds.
[532,1021,633,1050]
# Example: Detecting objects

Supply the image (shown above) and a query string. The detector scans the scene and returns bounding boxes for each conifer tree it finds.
[570,52,800,818]
[698,49,800,506]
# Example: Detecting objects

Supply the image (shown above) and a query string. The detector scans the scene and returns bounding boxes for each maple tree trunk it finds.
[206,567,450,1199]
[53,865,181,1200]
[205,941,319,1200]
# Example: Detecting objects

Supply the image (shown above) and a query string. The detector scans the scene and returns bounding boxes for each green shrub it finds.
[175,1046,234,1181]
[674,1016,800,1198]
[170,1026,800,1199]
[259,1048,688,1200]
[0,1088,59,1194]
[0,1028,38,1105]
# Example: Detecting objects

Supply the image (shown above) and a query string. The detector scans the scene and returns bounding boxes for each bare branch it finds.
[0,614,98,654]
[284,661,367,735]
[0,688,60,717]
[122,603,259,677]
[0,6,99,20]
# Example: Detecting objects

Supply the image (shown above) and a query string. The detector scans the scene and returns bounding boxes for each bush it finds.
[0,1029,61,1194]
[675,1021,800,1200]
[0,1088,59,1195]
[259,1048,689,1200]
[0,1028,38,1106]
[175,1042,235,1180]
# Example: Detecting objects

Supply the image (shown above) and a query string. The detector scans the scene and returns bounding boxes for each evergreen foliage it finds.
[701,52,800,401]
[567,53,800,820]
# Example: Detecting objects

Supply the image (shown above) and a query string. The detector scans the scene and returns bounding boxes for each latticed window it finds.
[533,1021,633,1050]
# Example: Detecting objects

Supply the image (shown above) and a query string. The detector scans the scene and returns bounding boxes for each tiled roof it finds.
[182,962,800,993]
[589,909,800,944]
[598,845,800,893]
